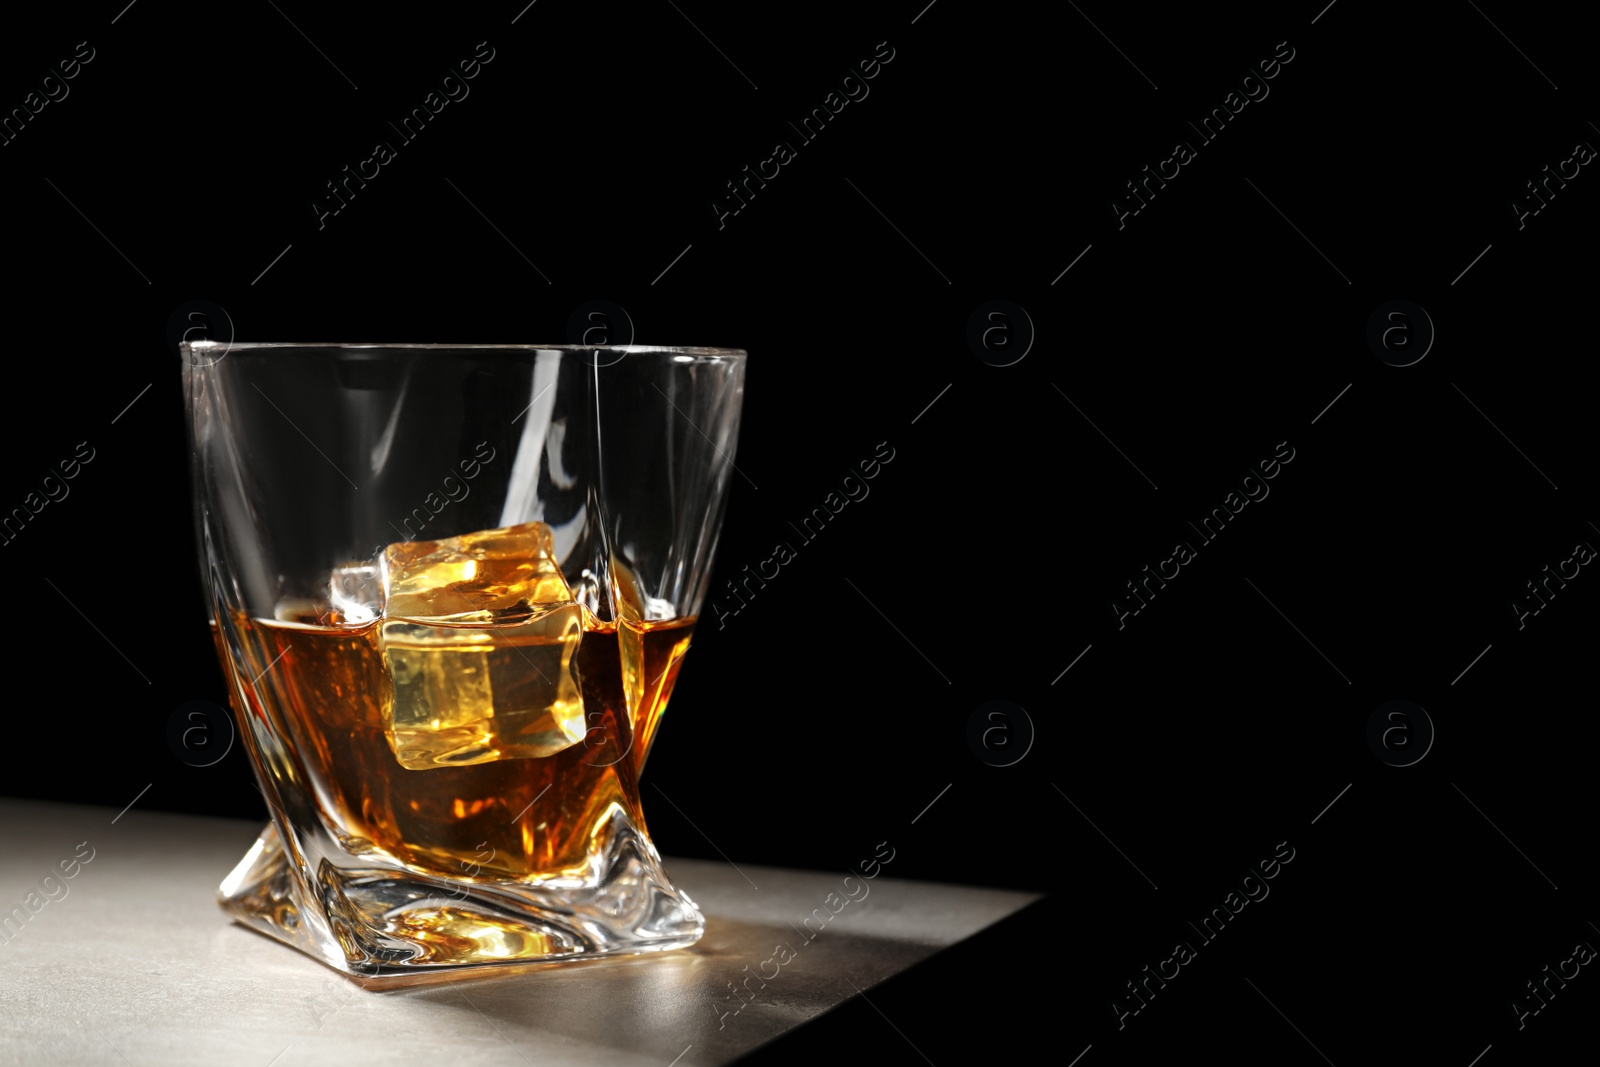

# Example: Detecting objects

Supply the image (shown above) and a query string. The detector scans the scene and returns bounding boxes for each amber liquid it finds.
[216,614,693,881]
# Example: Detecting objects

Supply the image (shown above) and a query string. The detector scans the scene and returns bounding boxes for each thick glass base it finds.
[218,818,705,978]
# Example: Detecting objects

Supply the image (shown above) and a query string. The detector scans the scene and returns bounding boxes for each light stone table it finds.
[0,799,1037,1066]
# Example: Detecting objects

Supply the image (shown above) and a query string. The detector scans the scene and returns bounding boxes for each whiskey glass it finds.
[182,342,746,977]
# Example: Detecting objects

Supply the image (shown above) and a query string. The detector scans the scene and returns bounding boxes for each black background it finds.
[2,1,1596,1062]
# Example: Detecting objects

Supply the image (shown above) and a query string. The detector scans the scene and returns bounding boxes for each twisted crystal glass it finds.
[182,342,746,977]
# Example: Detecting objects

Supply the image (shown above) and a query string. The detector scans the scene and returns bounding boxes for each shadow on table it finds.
[271,913,958,1062]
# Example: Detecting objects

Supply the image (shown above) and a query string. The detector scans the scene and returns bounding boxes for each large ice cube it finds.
[374,521,586,769]
[382,522,574,625]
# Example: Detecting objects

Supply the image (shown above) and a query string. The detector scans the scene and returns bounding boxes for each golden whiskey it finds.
[222,612,694,882]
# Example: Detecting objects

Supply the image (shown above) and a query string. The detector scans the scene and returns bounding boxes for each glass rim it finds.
[182,340,747,358]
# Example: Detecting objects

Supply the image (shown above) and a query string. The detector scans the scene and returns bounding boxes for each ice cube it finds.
[381,522,574,626]
[375,521,586,770]
[329,562,382,625]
